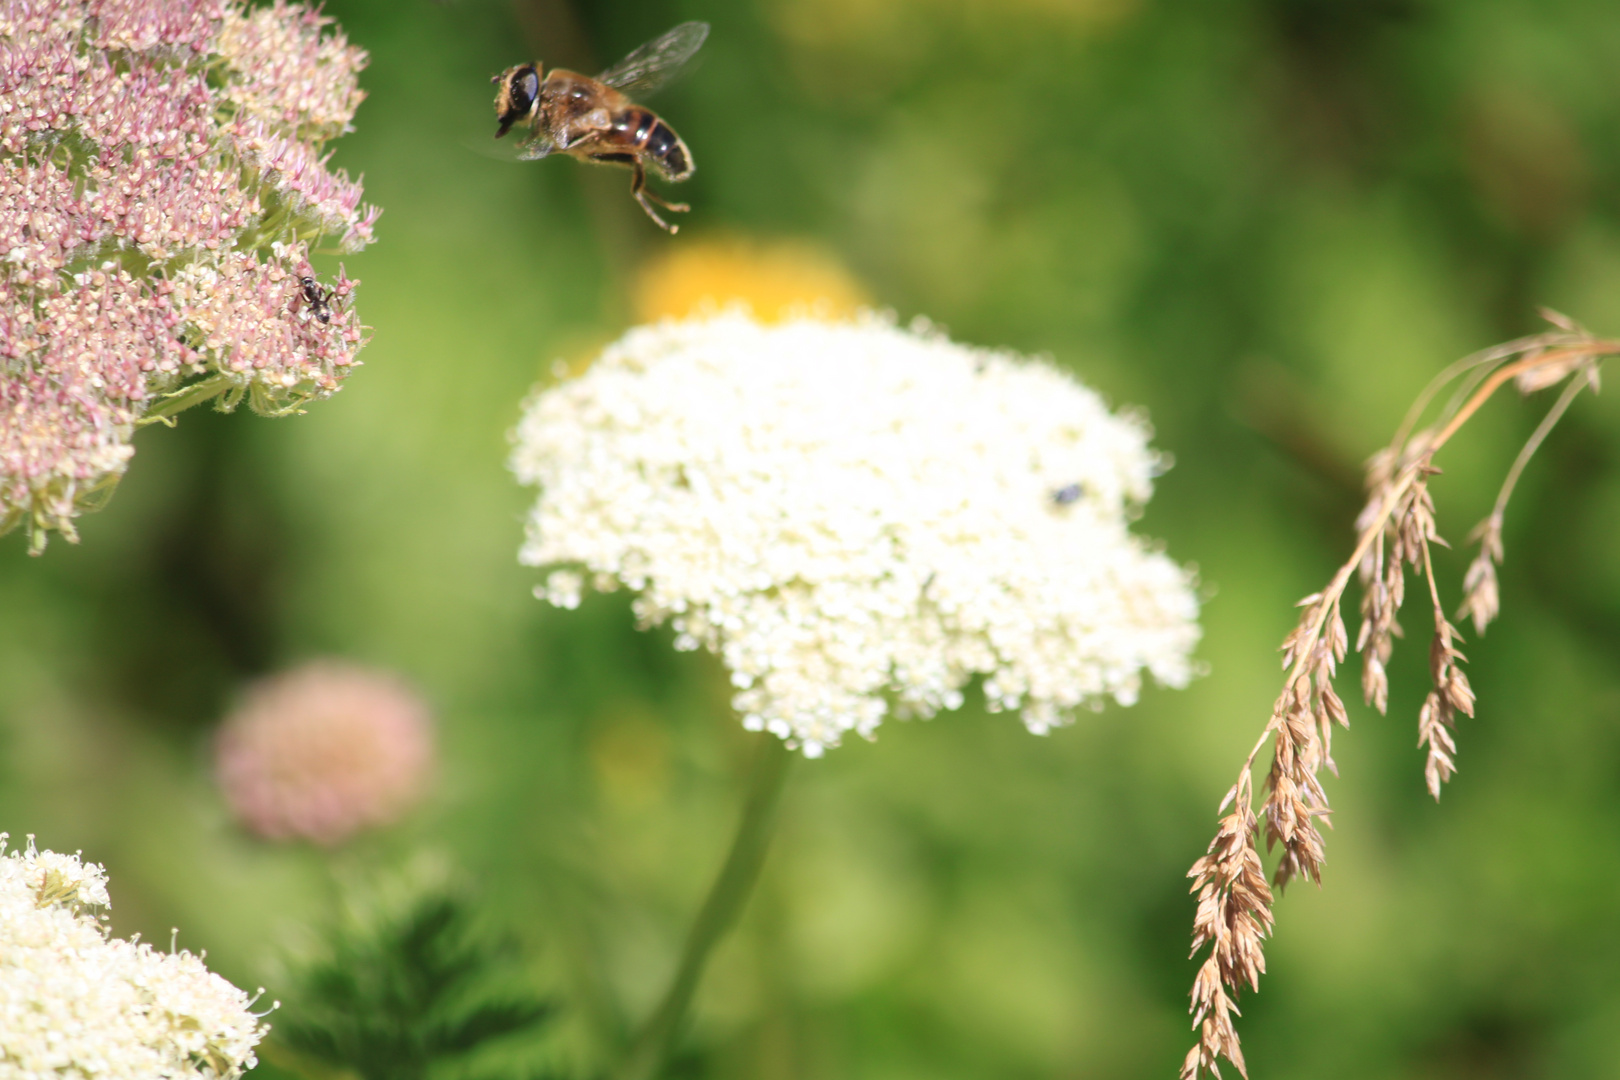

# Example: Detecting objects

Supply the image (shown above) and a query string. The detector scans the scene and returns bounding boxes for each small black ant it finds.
[298,275,333,325]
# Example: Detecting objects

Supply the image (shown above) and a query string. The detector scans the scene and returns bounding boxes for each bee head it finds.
[494,63,542,138]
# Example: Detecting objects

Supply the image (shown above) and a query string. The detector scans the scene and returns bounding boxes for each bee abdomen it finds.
[646,120,692,180]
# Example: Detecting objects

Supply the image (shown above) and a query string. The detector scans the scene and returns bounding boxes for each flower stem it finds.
[611,734,793,1080]
[137,373,236,425]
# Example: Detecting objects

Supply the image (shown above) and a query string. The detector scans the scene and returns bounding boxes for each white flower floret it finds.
[0,835,267,1080]
[511,312,1201,755]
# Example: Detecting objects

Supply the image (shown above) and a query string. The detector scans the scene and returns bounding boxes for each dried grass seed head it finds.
[1182,323,1620,1080]
[511,311,1202,756]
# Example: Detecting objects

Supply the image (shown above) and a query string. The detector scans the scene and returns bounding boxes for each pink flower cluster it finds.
[215,660,436,847]
[1,0,377,552]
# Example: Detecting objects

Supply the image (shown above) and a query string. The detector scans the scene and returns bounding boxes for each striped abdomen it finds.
[616,106,693,181]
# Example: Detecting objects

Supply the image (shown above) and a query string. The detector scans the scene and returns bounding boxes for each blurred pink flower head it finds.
[215,660,434,846]
[1,0,378,553]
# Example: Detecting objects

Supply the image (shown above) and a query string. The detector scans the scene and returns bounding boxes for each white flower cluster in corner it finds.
[0,835,267,1080]
[511,312,1201,756]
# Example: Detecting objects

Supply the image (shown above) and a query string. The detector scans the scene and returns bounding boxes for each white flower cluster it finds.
[0,835,267,1080]
[512,312,1201,756]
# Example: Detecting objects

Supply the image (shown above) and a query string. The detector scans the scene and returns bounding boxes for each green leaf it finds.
[269,888,559,1080]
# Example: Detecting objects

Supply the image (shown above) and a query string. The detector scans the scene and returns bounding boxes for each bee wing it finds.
[515,129,556,160]
[596,21,709,97]
[463,127,555,163]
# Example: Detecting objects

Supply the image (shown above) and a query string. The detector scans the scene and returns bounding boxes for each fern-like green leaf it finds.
[267,890,558,1080]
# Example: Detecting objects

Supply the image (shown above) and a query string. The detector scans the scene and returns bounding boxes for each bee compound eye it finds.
[510,67,539,114]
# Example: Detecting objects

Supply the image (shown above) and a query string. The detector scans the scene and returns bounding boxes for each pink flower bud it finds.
[215,660,435,846]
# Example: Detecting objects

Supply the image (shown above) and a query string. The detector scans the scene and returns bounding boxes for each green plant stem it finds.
[137,373,236,425]
[611,735,793,1080]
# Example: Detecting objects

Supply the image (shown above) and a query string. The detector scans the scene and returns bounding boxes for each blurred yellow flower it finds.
[633,237,867,324]
[588,703,673,811]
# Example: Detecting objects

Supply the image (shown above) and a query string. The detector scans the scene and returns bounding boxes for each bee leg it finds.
[633,164,690,214]
[628,160,687,233]
[641,187,690,214]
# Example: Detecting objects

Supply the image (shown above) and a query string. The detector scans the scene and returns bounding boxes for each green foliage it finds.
[6,0,1620,1078]
[269,891,559,1080]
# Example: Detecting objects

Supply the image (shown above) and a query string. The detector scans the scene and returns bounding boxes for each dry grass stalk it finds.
[1181,314,1619,1079]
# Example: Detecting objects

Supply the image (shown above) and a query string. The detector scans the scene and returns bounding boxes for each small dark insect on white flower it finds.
[1052,483,1083,505]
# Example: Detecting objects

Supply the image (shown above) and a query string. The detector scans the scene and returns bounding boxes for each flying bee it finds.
[493,21,708,232]
[298,275,333,324]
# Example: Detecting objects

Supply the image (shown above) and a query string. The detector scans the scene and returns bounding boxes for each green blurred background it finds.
[5,0,1620,1076]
